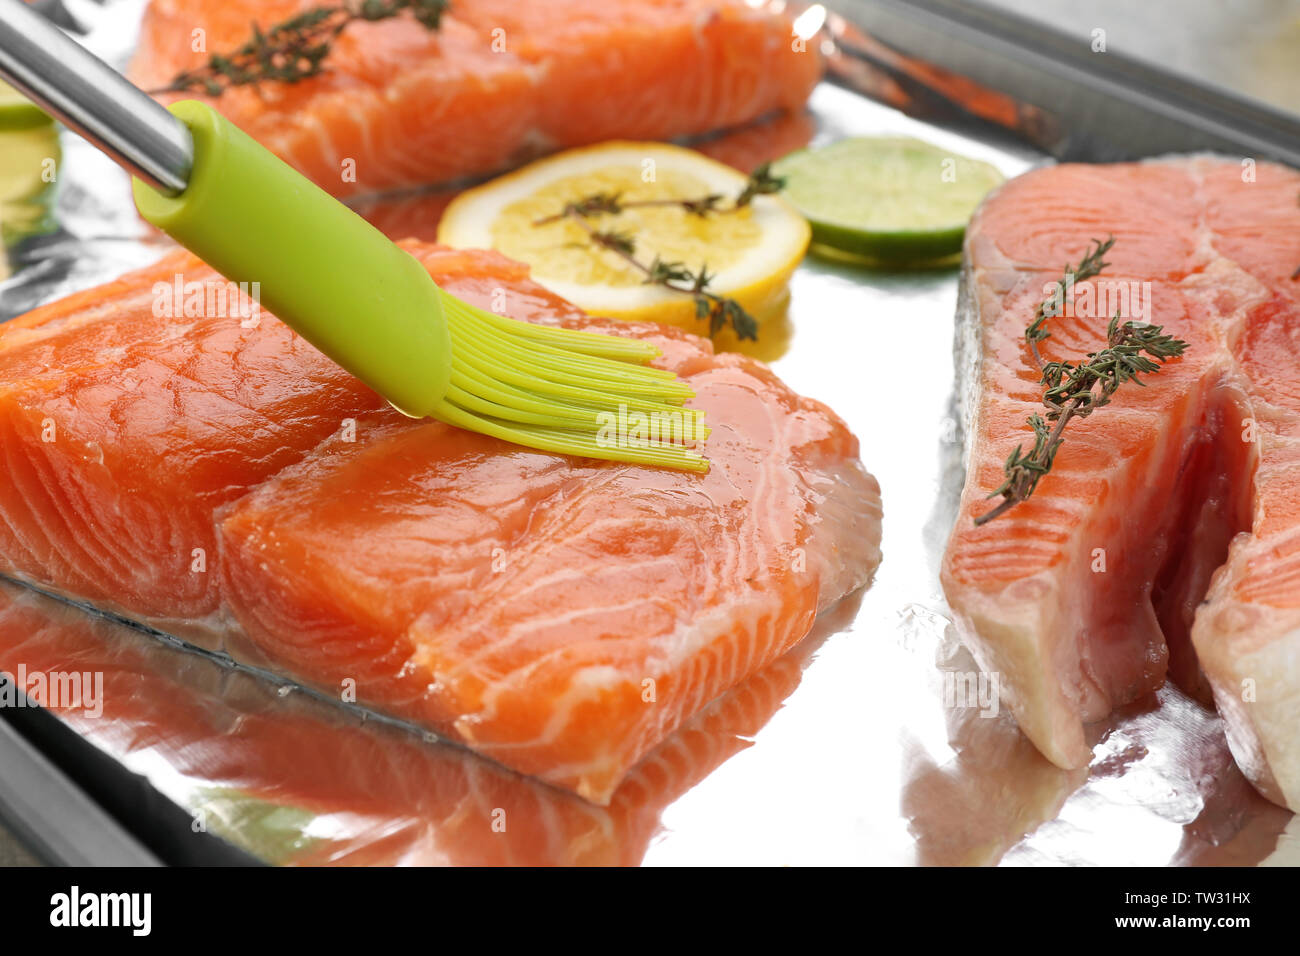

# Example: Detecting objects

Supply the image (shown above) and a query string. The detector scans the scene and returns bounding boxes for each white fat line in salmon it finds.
[0,664,103,718]
[152,273,261,326]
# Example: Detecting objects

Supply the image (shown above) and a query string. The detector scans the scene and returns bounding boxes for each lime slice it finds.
[0,122,61,243]
[773,136,1003,264]
[0,79,51,131]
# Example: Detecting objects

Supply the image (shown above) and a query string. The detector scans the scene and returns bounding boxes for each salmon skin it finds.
[941,156,1300,811]
[0,240,881,803]
[128,0,822,199]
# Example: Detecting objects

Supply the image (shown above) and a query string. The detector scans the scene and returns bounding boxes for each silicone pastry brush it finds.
[0,0,709,472]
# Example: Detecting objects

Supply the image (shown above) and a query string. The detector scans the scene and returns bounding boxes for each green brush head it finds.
[432,290,709,472]
[132,101,708,473]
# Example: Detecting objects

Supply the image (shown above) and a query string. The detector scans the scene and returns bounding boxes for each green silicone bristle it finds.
[434,290,710,473]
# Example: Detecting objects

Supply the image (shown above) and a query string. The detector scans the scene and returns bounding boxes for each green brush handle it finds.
[132,100,451,418]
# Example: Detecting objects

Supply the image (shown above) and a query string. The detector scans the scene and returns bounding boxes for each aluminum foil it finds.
[0,0,1295,865]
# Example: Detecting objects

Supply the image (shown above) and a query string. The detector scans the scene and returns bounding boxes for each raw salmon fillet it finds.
[0,240,880,803]
[128,0,822,198]
[942,156,1300,811]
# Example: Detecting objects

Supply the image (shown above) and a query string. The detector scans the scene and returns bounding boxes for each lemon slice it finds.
[438,142,810,333]
[773,136,1003,264]
[0,79,51,131]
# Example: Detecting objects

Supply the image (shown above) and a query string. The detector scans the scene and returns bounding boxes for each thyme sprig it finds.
[578,221,757,339]
[531,163,785,226]
[532,164,785,340]
[1025,236,1114,370]
[155,0,449,95]
[974,239,1189,526]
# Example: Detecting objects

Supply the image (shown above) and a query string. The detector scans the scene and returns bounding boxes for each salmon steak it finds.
[942,156,1300,811]
[0,240,881,803]
[128,0,822,198]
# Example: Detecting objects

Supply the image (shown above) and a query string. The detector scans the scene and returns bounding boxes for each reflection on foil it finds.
[821,6,1061,151]
[0,0,1291,865]
[1005,688,1294,867]
[0,579,859,865]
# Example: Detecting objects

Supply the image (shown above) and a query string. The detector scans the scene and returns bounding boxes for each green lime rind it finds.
[807,221,968,264]
[773,136,1004,264]
[0,80,52,131]
[809,241,963,272]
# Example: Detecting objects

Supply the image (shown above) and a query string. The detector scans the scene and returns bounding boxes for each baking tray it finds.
[0,0,1296,865]
[0,682,160,866]
[827,0,1300,165]
[0,667,258,865]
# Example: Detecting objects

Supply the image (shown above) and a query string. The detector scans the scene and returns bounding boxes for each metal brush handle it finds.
[0,0,192,194]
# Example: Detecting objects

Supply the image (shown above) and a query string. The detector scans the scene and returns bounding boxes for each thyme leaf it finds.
[155,0,448,95]
[974,239,1189,526]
